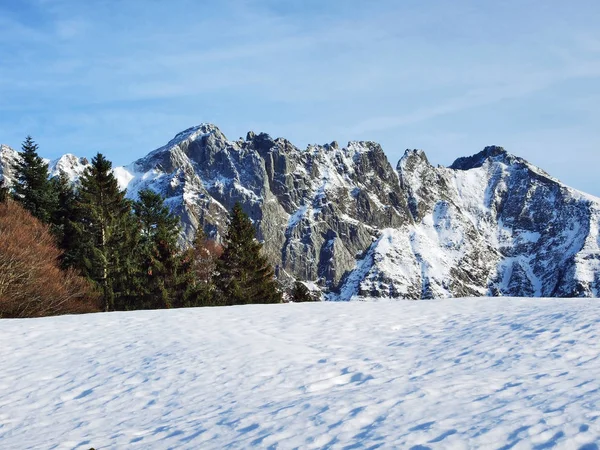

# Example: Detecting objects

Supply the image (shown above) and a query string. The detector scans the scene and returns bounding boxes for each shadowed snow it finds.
[1,298,600,448]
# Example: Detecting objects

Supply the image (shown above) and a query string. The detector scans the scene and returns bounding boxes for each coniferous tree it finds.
[13,136,57,222]
[50,172,79,268]
[132,189,181,309]
[215,203,282,305]
[73,153,137,311]
[171,247,200,307]
[110,212,141,310]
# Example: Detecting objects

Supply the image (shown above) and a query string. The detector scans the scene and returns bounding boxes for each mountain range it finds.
[2,124,599,299]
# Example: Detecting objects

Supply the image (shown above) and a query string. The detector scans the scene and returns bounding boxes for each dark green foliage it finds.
[171,248,204,308]
[291,281,318,302]
[73,153,138,311]
[13,136,57,223]
[215,203,282,305]
[131,189,182,309]
[50,172,79,268]
[108,211,141,310]
[136,189,180,242]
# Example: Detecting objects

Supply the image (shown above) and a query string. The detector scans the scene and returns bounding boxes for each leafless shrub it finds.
[0,200,100,318]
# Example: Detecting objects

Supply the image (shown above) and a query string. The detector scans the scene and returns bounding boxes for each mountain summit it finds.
[2,125,599,299]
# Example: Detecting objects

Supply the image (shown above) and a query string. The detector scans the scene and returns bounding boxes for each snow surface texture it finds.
[1,298,600,449]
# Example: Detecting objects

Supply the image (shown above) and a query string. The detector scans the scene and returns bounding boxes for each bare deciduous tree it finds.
[0,200,99,318]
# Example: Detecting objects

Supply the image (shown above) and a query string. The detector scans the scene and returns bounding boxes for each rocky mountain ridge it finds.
[2,124,599,299]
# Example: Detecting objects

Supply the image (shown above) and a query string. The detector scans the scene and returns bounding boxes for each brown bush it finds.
[192,238,223,284]
[0,200,100,318]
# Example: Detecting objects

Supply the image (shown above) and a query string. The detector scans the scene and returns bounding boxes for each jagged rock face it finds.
[0,144,19,185]
[2,129,599,299]
[114,125,411,288]
[269,139,409,287]
[337,149,498,300]
[0,145,90,186]
[338,146,600,299]
[448,147,600,297]
[48,154,90,182]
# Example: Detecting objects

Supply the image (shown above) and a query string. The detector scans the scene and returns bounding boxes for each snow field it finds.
[1,298,600,449]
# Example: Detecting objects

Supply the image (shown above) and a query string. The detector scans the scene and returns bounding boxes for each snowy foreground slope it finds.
[1,299,600,449]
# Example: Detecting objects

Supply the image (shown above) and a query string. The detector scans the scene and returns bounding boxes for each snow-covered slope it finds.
[47,154,90,182]
[0,144,19,185]
[1,299,599,448]
[0,145,90,184]
[451,148,600,298]
[337,146,600,299]
[2,128,600,298]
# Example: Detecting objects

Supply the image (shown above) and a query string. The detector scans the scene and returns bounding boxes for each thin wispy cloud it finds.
[352,60,600,135]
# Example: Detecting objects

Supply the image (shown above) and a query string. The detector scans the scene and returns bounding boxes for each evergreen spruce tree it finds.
[110,211,141,310]
[13,136,57,222]
[132,189,181,309]
[50,172,79,268]
[172,247,203,308]
[74,153,138,311]
[215,203,282,305]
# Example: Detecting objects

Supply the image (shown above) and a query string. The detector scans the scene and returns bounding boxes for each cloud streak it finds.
[351,61,600,134]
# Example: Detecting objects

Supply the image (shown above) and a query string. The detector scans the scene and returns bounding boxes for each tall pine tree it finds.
[50,172,79,268]
[132,189,181,309]
[215,203,281,305]
[13,136,57,223]
[74,153,138,311]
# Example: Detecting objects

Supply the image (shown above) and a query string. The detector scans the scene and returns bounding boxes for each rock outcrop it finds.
[0,144,19,186]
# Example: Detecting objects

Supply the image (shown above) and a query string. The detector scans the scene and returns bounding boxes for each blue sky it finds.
[1,0,599,195]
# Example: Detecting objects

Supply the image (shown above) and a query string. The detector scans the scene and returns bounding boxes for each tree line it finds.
[0,136,315,318]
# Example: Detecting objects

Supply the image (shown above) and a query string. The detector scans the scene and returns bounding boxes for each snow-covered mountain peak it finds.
[397,149,431,172]
[142,123,226,163]
[0,144,18,162]
[48,154,90,181]
[1,145,90,185]
[0,144,19,184]
[0,143,15,153]
[167,123,224,148]
[450,145,511,170]
[449,146,563,192]
[346,140,385,158]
